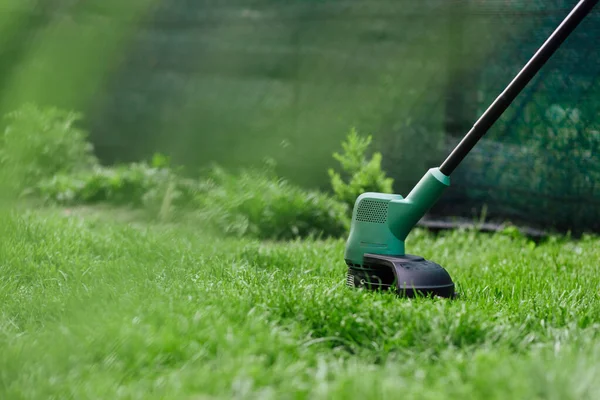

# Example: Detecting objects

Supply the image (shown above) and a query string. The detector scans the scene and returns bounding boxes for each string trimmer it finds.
[344,0,598,297]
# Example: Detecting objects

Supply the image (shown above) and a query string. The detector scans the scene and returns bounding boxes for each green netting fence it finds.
[434,0,600,233]
[1,0,598,233]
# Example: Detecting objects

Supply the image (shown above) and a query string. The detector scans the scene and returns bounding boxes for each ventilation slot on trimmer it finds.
[356,200,388,224]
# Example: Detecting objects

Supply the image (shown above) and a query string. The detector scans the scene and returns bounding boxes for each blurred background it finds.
[1,0,598,233]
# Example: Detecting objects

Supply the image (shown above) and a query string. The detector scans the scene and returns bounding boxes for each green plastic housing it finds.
[344,168,450,266]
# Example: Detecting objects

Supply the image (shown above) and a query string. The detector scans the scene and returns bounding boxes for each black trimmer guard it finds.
[346,253,455,298]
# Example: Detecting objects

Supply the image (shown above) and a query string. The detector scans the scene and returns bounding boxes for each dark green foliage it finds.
[446,102,600,232]
[328,128,394,210]
[528,104,600,158]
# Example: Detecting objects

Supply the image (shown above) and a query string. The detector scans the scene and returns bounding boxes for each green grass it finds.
[1,206,599,399]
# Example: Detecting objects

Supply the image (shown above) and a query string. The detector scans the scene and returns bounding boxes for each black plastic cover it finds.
[346,253,455,298]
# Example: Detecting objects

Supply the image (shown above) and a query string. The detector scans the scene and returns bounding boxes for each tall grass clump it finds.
[196,165,349,240]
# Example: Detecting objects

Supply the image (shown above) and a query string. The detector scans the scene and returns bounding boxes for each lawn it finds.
[1,205,599,399]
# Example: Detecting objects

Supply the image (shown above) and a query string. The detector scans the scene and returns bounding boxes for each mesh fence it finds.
[1,0,599,232]
[433,0,600,233]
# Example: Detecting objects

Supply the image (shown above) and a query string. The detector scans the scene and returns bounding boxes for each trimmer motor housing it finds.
[343,168,455,298]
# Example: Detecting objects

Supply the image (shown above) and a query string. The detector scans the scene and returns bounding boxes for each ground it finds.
[1,206,599,399]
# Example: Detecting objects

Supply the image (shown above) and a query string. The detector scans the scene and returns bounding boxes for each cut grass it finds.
[0,206,599,399]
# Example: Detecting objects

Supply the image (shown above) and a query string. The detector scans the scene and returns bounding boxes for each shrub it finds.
[34,155,203,218]
[328,128,394,210]
[196,165,350,240]
[0,104,97,188]
[35,158,348,239]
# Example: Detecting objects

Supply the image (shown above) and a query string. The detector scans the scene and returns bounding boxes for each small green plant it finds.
[328,128,394,209]
[0,104,98,189]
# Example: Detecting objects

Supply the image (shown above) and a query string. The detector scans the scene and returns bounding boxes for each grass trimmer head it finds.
[345,168,454,297]
[344,0,598,298]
